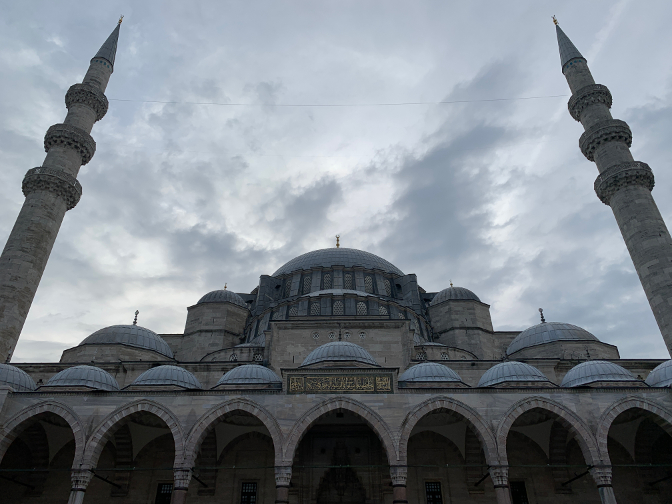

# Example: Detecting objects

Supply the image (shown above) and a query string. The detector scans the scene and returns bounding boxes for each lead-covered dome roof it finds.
[217,364,282,386]
[478,361,552,387]
[301,341,379,367]
[79,325,174,359]
[507,322,599,356]
[131,365,202,389]
[646,360,672,387]
[399,362,463,383]
[47,365,119,391]
[272,248,404,277]
[561,360,638,387]
[430,286,480,305]
[197,289,248,308]
[0,364,36,392]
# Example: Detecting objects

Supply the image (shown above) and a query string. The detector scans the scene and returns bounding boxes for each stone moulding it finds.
[579,119,632,161]
[568,84,612,121]
[65,83,109,121]
[44,123,96,165]
[594,161,654,205]
[22,167,83,210]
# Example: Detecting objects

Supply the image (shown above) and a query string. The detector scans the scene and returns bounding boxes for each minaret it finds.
[556,19,672,357]
[0,20,122,363]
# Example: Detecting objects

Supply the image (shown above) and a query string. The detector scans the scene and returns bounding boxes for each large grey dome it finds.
[561,361,638,387]
[430,286,481,305]
[80,325,174,359]
[197,289,248,308]
[131,365,202,389]
[47,365,119,391]
[507,322,599,356]
[478,362,552,387]
[646,360,672,387]
[217,365,282,386]
[272,248,404,277]
[301,342,379,367]
[0,364,36,392]
[399,362,463,383]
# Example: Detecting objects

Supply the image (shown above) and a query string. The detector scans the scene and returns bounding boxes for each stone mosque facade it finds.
[1,18,672,504]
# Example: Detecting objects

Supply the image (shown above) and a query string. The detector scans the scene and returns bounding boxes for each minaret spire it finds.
[556,23,672,358]
[0,21,122,363]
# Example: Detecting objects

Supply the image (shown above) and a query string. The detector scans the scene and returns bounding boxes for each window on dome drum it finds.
[253,353,263,361]
[312,332,320,340]
[441,352,449,360]
[272,311,283,320]
[154,483,173,504]
[384,279,392,297]
[310,302,321,315]
[303,276,312,294]
[230,354,238,362]
[510,482,529,504]
[425,482,443,504]
[357,301,368,315]
[240,482,258,504]
[289,305,298,316]
[323,272,332,290]
[364,275,373,293]
[416,352,426,360]
[359,331,366,340]
[344,273,353,290]
[379,304,388,315]
[344,332,351,339]
[333,300,344,315]
[328,332,335,340]
[398,311,406,319]
[285,279,292,297]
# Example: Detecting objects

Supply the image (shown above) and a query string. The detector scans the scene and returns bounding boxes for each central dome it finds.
[272,248,404,277]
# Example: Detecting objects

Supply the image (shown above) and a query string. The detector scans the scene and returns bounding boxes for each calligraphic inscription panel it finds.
[288,374,393,394]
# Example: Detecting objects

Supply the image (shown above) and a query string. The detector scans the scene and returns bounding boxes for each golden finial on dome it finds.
[336,235,340,248]
[552,15,559,26]
[118,15,124,25]
[450,280,453,287]
[224,283,227,290]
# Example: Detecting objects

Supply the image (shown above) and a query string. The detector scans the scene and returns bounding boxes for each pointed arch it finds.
[184,398,283,467]
[398,396,498,465]
[496,396,600,466]
[82,399,185,469]
[284,396,396,464]
[0,400,85,467]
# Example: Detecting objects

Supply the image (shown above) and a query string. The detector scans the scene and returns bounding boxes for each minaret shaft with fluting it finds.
[0,23,120,362]
[558,24,672,357]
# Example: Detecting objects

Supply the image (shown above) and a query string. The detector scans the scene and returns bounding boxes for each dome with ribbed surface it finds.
[217,365,282,386]
[0,364,36,392]
[399,362,463,383]
[430,286,480,305]
[47,365,119,391]
[301,342,379,367]
[197,289,248,308]
[561,361,639,387]
[646,360,672,387]
[80,325,173,359]
[478,362,552,387]
[507,322,599,356]
[131,365,202,389]
[272,248,404,277]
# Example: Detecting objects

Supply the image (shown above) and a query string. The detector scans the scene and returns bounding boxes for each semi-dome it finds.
[79,325,174,359]
[0,364,36,392]
[399,362,463,383]
[301,341,379,367]
[47,365,119,391]
[561,361,640,387]
[131,365,202,389]
[430,286,481,305]
[217,364,282,386]
[646,360,672,387]
[272,248,404,277]
[507,322,599,356]
[478,361,552,387]
[197,289,248,308]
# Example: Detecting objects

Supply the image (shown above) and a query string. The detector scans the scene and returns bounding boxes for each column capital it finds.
[275,466,292,487]
[489,465,509,488]
[390,465,408,486]
[590,466,613,488]
[173,467,191,490]
[70,468,92,491]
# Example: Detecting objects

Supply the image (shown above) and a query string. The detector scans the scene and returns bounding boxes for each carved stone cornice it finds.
[568,84,612,121]
[390,466,408,486]
[579,119,632,161]
[44,123,96,165]
[275,466,292,487]
[65,83,109,121]
[173,467,191,490]
[594,161,654,205]
[22,167,82,210]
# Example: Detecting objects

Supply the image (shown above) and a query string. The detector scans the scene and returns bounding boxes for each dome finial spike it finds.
[133,310,139,325]
[552,15,558,26]
[335,235,340,248]
[224,283,227,290]
[118,15,124,25]
[450,279,453,287]
[539,308,546,323]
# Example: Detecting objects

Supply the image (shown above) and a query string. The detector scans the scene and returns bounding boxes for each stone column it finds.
[171,467,191,504]
[390,466,408,504]
[489,466,512,504]
[590,466,618,504]
[67,469,92,504]
[275,466,292,504]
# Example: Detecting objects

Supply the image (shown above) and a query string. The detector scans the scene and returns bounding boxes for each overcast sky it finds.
[2,1,672,362]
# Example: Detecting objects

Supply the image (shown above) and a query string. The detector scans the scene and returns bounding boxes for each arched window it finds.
[303,276,312,294]
[285,279,292,297]
[323,273,332,290]
[398,311,406,319]
[379,305,388,316]
[364,276,373,293]
[289,305,298,316]
[310,302,321,315]
[344,273,353,290]
[357,301,368,315]
[384,279,392,297]
[333,300,344,315]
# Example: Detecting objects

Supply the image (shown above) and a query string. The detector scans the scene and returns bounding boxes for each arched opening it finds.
[0,412,75,503]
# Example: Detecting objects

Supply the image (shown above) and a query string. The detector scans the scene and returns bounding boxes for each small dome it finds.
[197,289,248,308]
[430,287,480,306]
[478,362,552,387]
[217,365,282,386]
[646,360,672,387]
[561,361,639,387]
[131,365,202,389]
[47,365,119,391]
[80,325,174,359]
[399,362,463,383]
[0,364,36,392]
[301,342,379,367]
[272,248,404,277]
[507,322,599,356]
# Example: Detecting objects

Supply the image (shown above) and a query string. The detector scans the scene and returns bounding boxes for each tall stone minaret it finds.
[556,20,672,357]
[0,20,122,363]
